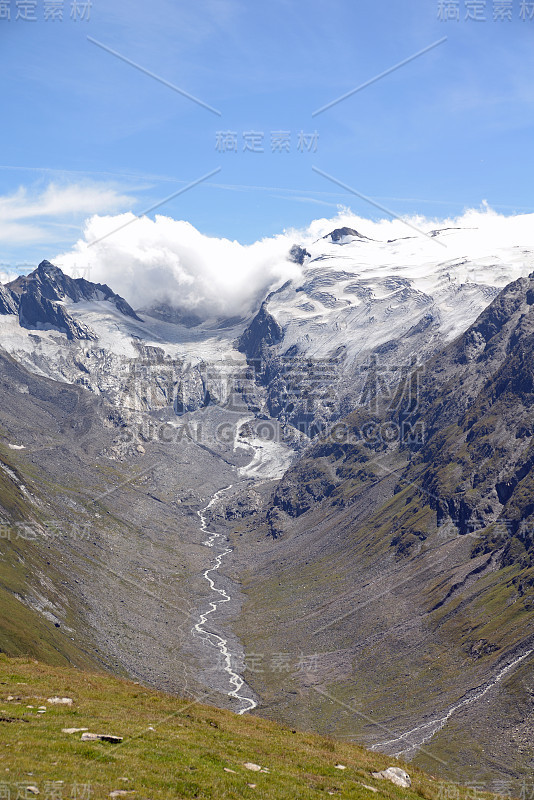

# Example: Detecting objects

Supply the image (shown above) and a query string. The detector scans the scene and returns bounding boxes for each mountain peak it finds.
[3,260,143,338]
[323,226,370,243]
[8,260,70,299]
[36,259,62,275]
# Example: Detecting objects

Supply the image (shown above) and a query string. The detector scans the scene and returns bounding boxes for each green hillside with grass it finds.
[0,444,101,670]
[0,655,504,800]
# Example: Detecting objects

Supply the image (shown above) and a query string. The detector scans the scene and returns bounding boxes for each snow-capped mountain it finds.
[5,260,141,340]
[1,226,533,434]
[0,260,252,419]
[238,226,534,432]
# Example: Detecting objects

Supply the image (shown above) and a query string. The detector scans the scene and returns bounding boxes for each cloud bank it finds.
[56,214,305,320]
[53,205,534,321]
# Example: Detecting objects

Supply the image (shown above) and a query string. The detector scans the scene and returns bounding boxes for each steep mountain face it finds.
[1,260,141,341]
[401,273,534,573]
[230,274,534,788]
[8,260,142,320]
[0,261,262,420]
[236,229,523,435]
[0,284,19,315]
[0,231,529,431]
[18,287,96,341]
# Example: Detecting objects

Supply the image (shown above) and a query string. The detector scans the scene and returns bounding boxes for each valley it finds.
[194,484,257,716]
[0,225,533,790]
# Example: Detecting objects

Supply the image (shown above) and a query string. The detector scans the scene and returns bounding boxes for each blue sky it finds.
[1,0,533,268]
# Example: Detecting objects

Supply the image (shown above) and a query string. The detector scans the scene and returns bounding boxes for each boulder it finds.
[47,697,73,705]
[81,732,123,743]
[371,767,411,788]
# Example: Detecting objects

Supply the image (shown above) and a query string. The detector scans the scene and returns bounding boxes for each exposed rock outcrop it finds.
[8,261,142,322]
[3,260,143,340]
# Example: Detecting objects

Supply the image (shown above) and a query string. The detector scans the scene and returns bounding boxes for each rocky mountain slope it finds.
[0,342,276,708]
[237,227,528,435]
[4,260,141,340]
[1,225,530,433]
[231,273,534,788]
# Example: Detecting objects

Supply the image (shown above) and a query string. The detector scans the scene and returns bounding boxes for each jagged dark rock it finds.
[237,303,283,363]
[396,272,534,571]
[8,261,142,322]
[0,260,144,340]
[174,367,211,415]
[17,285,96,340]
[0,284,19,315]
[323,226,370,243]
[288,245,311,265]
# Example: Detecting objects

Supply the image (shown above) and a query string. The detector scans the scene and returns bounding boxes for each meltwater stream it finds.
[192,485,257,715]
[372,647,533,759]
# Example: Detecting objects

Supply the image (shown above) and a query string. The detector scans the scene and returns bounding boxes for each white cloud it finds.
[56,214,304,319]
[54,204,534,321]
[0,183,134,245]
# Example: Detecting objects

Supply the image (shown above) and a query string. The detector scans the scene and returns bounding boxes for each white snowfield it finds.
[264,228,533,363]
[238,435,295,480]
[0,225,532,407]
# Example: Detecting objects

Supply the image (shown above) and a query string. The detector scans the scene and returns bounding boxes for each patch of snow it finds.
[238,436,296,480]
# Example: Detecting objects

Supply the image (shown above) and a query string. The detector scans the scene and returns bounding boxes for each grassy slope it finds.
[0,654,505,800]
[0,444,101,670]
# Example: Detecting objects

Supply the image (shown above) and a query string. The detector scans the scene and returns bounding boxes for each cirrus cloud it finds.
[0,182,135,245]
